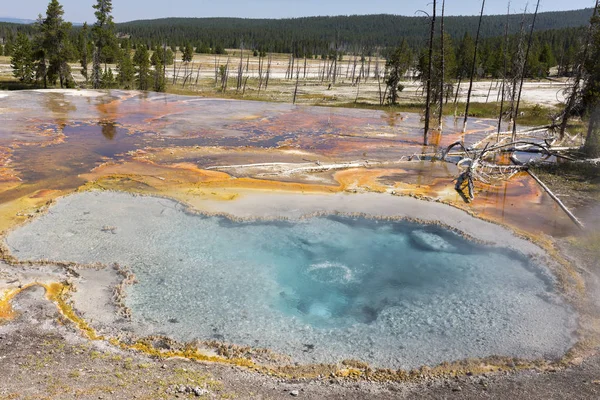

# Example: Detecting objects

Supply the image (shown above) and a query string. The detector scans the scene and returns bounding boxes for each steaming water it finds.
[6,192,576,369]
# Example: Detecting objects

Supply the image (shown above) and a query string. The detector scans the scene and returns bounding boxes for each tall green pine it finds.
[133,45,150,90]
[117,46,135,89]
[92,0,116,88]
[11,32,34,82]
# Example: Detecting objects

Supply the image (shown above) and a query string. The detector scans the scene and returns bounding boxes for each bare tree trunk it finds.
[438,0,446,131]
[195,64,201,85]
[360,52,366,80]
[221,57,230,92]
[293,62,300,104]
[258,54,264,94]
[498,2,511,136]
[174,62,183,85]
[303,56,307,79]
[346,57,351,78]
[163,42,167,88]
[285,55,293,79]
[351,53,358,83]
[237,45,244,92]
[214,55,219,87]
[265,53,272,89]
[463,0,486,133]
[485,79,494,103]
[453,76,462,114]
[242,76,249,96]
[513,0,541,139]
[424,0,437,145]
[377,72,383,105]
[173,50,177,85]
[510,10,528,134]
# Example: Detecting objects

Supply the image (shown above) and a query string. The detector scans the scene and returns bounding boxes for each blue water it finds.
[6,192,576,369]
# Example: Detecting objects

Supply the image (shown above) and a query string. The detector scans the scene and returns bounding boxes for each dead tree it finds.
[485,79,495,102]
[512,0,541,139]
[182,61,194,88]
[351,53,358,83]
[194,63,202,86]
[498,2,511,136]
[377,71,384,105]
[438,0,446,131]
[332,34,339,85]
[236,45,244,93]
[214,55,219,87]
[257,54,264,94]
[286,54,292,80]
[303,56,308,79]
[265,53,272,89]
[163,42,167,88]
[509,10,528,134]
[221,57,230,92]
[462,0,486,133]
[173,49,177,85]
[424,0,437,146]
[293,61,300,104]
[346,57,351,78]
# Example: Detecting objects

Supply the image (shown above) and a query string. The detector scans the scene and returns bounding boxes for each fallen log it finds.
[510,155,585,230]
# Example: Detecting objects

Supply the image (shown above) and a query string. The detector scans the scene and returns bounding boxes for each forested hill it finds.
[115,8,595,52]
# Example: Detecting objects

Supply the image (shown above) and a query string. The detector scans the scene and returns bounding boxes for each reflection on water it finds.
[99,121,118,141]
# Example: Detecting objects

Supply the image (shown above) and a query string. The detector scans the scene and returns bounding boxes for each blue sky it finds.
[2,0,595,23]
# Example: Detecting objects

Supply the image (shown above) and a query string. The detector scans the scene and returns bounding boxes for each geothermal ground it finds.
[0,89,598,399]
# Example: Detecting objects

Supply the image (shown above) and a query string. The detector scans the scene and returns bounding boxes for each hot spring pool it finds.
[6,191,576,369]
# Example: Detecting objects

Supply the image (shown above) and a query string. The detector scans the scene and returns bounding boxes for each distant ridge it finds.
[0,17,36,24]
[0,17,83,26]
[115,8,594,51]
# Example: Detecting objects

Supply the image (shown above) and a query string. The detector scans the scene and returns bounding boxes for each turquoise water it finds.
[6,192,576,369]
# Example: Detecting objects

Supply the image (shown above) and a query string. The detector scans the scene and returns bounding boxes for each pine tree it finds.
[79,22,90,83]
[92,0,116,88]
[3,35,13,57]
[102,67,115,88]
[456,33,476,80]
[153,58,166,92]
[537,43,555,77]
[39,0,73,88]
[116,46,135,89]
[165,48,174,65]
[32,15,48,88]
[384,40,412,105]
[91,47,102,88]
[182,43,194,62]
[133,45,150,90]
[11,32,34,82]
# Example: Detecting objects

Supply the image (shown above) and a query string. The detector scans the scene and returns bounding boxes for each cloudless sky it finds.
[2,0,596,23]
